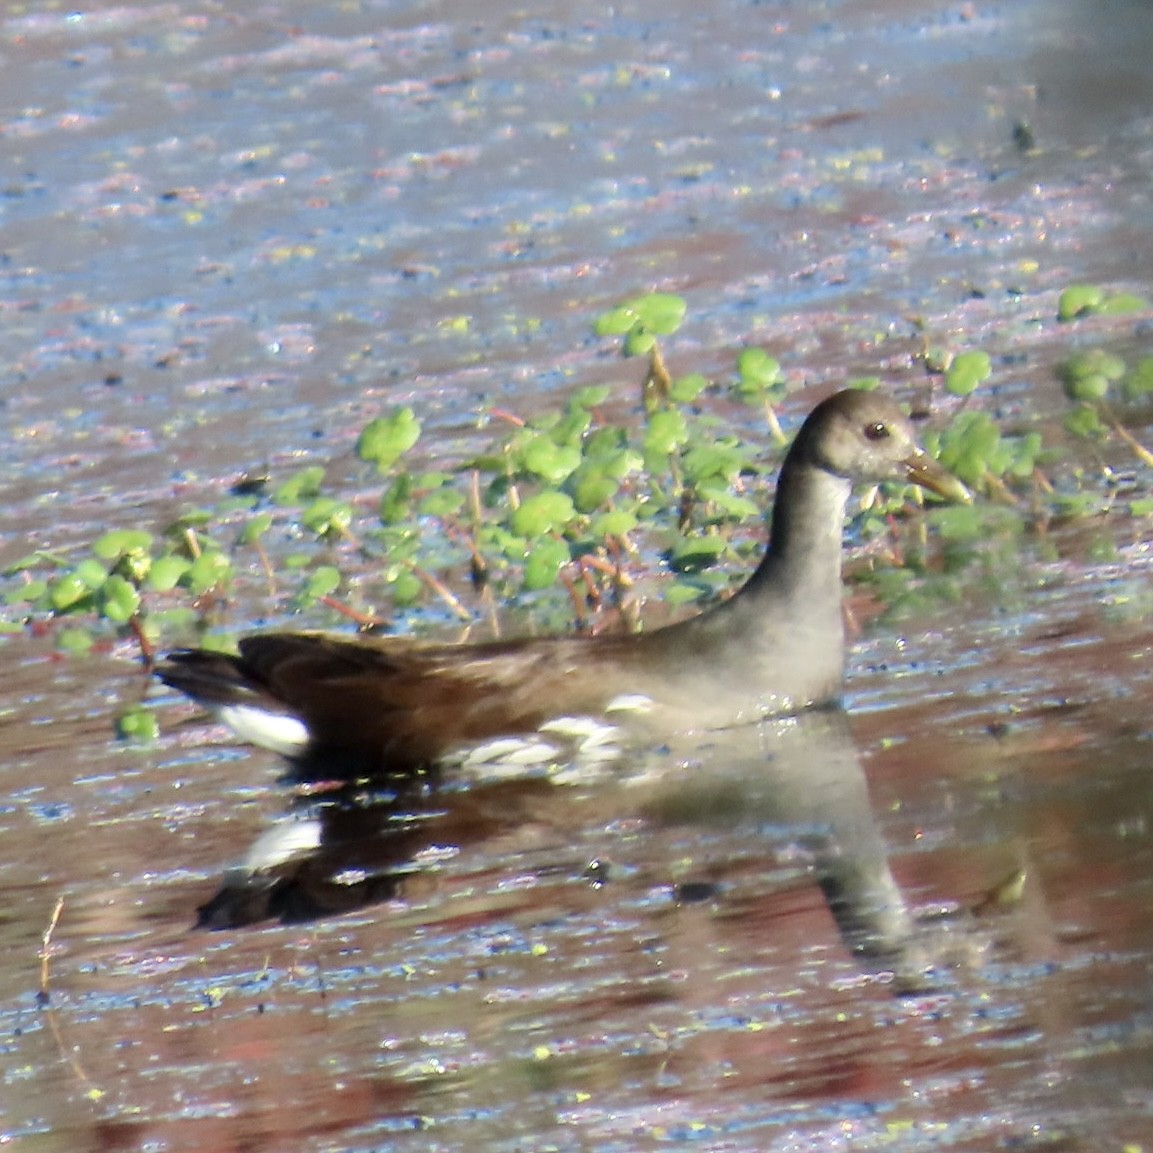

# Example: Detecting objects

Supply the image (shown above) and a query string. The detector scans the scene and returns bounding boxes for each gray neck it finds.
[649,458,852,706]
[738,459,852,614]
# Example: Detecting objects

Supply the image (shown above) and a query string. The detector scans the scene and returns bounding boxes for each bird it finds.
[157,388,970,780]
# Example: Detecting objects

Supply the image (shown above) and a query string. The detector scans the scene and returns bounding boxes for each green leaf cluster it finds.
[3,522,237,638]
[924,412,1041,491]
[10,287,1152,656]
[594,292,686,356]
[2,460,376,650]
[1059,348,1126,403]
[1057,347,1153,465]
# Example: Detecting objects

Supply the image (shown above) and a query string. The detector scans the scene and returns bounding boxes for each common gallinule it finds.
[158,388,969,778]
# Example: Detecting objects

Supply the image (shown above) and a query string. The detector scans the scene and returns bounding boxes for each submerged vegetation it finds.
[3,289,1151,694]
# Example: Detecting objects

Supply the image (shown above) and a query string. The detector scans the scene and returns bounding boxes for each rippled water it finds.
[3,1,1153,1150]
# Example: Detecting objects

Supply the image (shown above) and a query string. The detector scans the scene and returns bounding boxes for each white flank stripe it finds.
[605,693,654,715]
[462,737,559,768]
[539,715,620,741]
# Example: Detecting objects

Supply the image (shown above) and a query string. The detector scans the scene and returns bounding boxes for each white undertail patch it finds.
[217,704,310,757]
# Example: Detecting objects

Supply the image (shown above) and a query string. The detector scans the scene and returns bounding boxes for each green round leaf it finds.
[571,466,620,513]
[303,566,341,600]
[302,497,353,536]
[146,555,191,592]
[167,508,214,532]
[1067,373,1110,403]
[239,512,274,545]
[665,581,707,606]
[572,384,612,408]
[1075,349,1125,381]
[644,409,689,457]
[1123,357,1153,401]
[3,552,52,576]
[357,408,422,470]
[1063,403,1107,440]
[682,443,748,484]
[101,575,141,623]
[92,529,153,561]
[386,566,424,605]
[117,707,160,742]
[670,373,709,404]
[1057,284,1104,322]
[186,550,232,594]
[418,488,466,517]
[1059,349,1124,402]
[414,470,454,489]
[1097,292,1148,316]
[594,306,639,337]
[945,350,992,397]
[630,292,686,336]
[624,329,656,357]
[523,537,572,591]
[592,509,638,538]
[50,573,92,613]
[1007,431,1043,478]
[670,533,728,572]
[696,479,759,519]
[580,438,640,480]
[75,557,111,590]
[274,465,326,505]
[736,348,783,390]
[511,491,576,537]
[929,412,1002,487]
[5,577,48,606]
[583,427,628,459]
[519,435,582,483]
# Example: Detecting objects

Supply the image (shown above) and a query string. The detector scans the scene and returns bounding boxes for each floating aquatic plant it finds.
[1055,289,1153,469]
[1057,284,1148,323]
[4,289,1149,664]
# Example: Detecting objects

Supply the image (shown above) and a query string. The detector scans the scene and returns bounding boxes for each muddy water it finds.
[3,1,1153,1150]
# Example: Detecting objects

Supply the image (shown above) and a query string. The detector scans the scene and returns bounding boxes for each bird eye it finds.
[864,421,889,441]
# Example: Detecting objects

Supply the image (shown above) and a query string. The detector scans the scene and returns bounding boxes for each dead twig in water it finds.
[411,565,473,622]
[38,897,104,1099]
[317,595,386,630]
[38,895,65,1004]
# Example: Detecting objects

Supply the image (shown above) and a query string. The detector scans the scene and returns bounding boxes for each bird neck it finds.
[742,459,853,607]
[639,458,852,714]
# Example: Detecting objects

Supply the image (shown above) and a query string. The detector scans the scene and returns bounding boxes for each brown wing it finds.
[176,631,639,773]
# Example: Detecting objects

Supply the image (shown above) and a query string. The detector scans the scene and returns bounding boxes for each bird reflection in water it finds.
[195,708,963,995]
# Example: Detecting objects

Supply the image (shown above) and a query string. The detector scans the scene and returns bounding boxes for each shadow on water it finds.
[196,709,976,996]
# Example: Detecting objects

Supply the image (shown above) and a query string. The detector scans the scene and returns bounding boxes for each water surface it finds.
[3,1,1153,1150]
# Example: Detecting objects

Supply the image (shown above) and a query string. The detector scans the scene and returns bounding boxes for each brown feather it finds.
[163,632,644,775]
